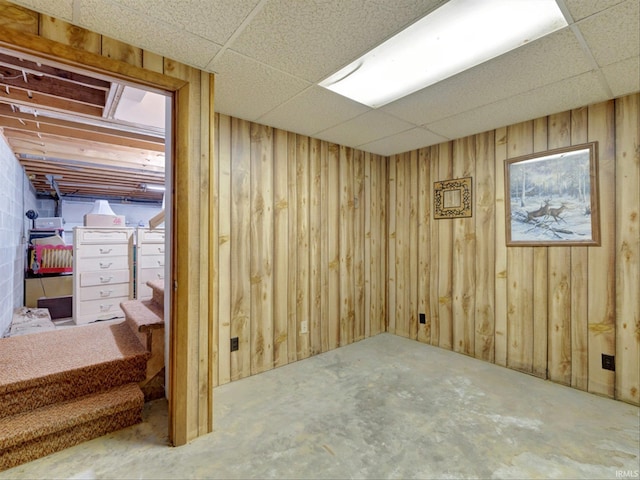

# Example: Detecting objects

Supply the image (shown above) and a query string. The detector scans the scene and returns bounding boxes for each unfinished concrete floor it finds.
[2,333,638,479]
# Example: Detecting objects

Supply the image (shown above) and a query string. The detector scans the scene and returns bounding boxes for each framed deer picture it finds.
[504,142,600,246]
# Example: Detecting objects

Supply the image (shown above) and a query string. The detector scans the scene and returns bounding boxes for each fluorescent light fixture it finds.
[140,183,165,192]
[319,0,568,108]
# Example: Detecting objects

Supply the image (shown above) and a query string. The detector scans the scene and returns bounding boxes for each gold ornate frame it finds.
[434,176,472,219]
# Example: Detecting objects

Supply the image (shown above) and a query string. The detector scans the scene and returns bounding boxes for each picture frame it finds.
[505,142,600,246]
[434,176,472,219]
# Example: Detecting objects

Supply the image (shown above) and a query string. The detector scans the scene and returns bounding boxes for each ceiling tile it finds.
[256,86,369,137]
[212,50,311,121]
[564,0,626,21]
[228,0,443,82]
[75,0,221,68]
[357,127,448,156]
[427,72,611,141]
[315,111,416,149]
[108,0,262,45]
[601,57,640,97]
[381,28,593,127]
[576,0,639,67]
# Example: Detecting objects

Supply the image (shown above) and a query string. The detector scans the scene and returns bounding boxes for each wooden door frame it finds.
[0,26,214,446]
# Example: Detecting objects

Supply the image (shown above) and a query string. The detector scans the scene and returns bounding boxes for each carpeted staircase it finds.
[0,281,166,471]
[120,279,166,401]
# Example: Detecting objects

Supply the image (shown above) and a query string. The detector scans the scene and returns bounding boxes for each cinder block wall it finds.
[0,137,37,336]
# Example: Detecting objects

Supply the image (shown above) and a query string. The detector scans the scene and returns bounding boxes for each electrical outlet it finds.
[601,353,615,371]
[419,313,426,324]
[230,337,239,352]
[300,320,308,334]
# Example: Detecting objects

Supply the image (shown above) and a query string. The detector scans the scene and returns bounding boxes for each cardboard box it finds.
[34,217,64,229]
[84,214,126,227]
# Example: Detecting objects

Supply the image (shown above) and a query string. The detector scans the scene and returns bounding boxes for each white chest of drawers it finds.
[73,227,134,324]
[135,227,165,300]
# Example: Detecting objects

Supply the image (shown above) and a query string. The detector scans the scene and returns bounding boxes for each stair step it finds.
[0,383,144,471]
[121,299,163,334]
[0,322,148,418]
[145,279,165,307]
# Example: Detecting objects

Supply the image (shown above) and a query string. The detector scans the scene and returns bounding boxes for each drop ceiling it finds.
[2,0,639,201]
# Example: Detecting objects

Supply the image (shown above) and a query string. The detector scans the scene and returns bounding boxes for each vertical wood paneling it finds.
[494,129,508,366]
[437,143,453,349]
[452,137,475,355]
[532,117,549,379]
[340,147,355,346]
[378,157,388,334]
[570,107,589,390]
[395,154,408,337]
[216,115,231,386]
[320,141,331,352]
[0,1,38,34]
[615,94,640,405]
[408,150,419,340]
[354,149,366,342]
[430,146,441,345]
[199,73,212,434]
[250,124,273,375]
[387,157,397,335]
[39,16,101,53]
[296,135,310,360]
[327,144,341,350]
[309,138,322,355]
[368,155,380,336]
[165,60,205,443]
[417,147,431,344]
[101,37,142,67]
[364,154,372,339]
[273,129,289,368]
[287,133,298,363]
[506,121,534,373]
[474,132,495,361]
[547,112,572,385]
[230,118,251,381]
[587,101,616,397]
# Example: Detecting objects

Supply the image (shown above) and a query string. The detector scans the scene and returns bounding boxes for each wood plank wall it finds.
[388,94,640,406]
[0,1,215,444]
[214,115,388,386]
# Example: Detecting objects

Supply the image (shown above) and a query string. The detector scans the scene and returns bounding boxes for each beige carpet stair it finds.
[120,279,166,401]
[1,383,143,471]
[0,321,149,471]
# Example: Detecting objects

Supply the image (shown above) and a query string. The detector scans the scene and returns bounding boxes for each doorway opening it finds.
[0,45,173,396]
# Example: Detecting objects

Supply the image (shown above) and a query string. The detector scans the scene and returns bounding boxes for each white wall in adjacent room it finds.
[0,136,37,337]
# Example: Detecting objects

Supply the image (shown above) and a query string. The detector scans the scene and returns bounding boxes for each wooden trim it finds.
[0,25,186,91]
[0,18,215,445]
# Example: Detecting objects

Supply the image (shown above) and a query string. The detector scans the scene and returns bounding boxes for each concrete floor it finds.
[2,333,638,479]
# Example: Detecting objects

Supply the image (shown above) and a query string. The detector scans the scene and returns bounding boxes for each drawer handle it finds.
[99,304,114,312]
[99,262,113,269]
[99,248,113,254]
[99,276,113,283]
[157,247,165,253]
[157,273,165,279]
[157,260,164,266]
[100,290,113,297]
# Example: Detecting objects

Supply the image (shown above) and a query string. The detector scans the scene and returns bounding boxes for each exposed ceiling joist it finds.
[0,48,167,203]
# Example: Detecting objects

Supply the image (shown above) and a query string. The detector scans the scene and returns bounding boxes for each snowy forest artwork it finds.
[505,142,600,246]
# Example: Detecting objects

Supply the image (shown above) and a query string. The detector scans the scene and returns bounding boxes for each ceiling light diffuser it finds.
[319,0,568,108]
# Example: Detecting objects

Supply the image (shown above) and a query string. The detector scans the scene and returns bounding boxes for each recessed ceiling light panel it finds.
[319,0,568,108]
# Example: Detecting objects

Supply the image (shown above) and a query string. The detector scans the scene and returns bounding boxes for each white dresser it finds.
[72,227,134,325]
[135,227,165,300]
